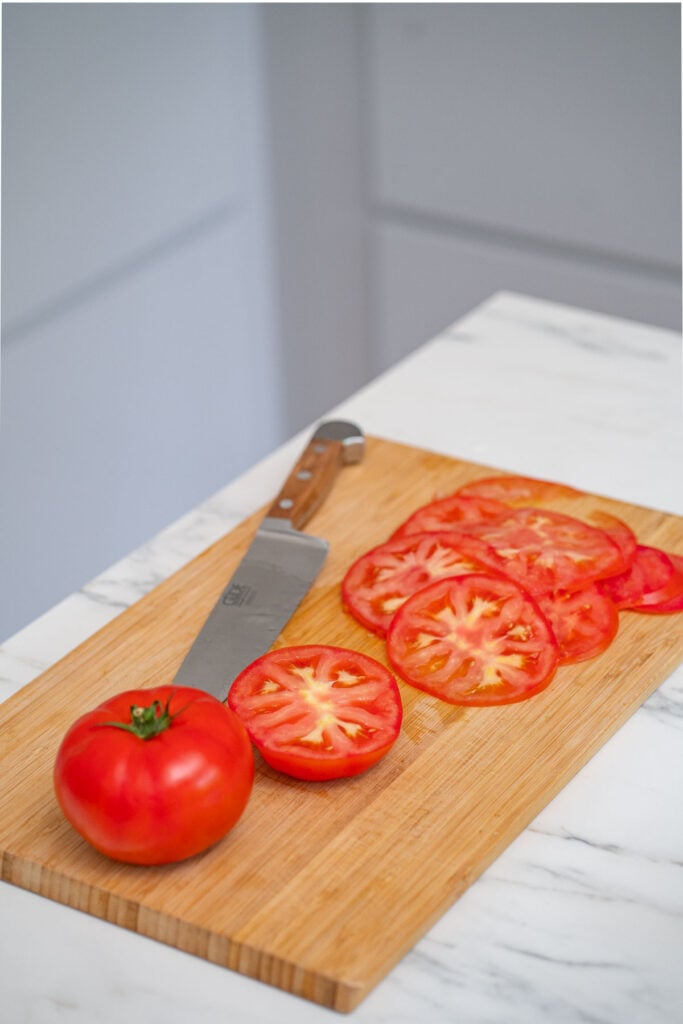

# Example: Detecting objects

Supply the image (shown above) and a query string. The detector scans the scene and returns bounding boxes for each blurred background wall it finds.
[1,3,680,640]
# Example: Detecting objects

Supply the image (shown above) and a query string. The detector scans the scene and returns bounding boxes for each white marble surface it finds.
[2,291,682,1023]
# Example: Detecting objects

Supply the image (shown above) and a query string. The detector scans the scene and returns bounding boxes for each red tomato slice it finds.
[464,507,626,595]
[456,474,583,507]
[386,573,559,706]
[536,586,619,664]
[228,645,403,781]
[342,532,507,636]
[601,547,683,612]
[636,554,683,613]
[583,511,637,568]
[598,545,676,609]
[392,494,509,538]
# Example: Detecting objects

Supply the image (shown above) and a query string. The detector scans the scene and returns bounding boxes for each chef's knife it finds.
[172,420,365,701]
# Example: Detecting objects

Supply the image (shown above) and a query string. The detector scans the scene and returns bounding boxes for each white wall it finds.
[1,5,282,638]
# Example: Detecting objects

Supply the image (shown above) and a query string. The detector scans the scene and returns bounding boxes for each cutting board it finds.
[1,437,681,1012]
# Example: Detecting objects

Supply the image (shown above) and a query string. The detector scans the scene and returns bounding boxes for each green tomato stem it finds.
[99,696,183,740]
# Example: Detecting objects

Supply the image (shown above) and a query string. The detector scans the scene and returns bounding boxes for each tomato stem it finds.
[99,696,183,740]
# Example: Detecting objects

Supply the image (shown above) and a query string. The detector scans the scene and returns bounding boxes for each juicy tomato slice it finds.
[636,554,683,613]
[536,586,619,664]
[600,546,683,612]
[386,573,559,706]
[597,545,676,609]
[583,511,637,568]
[228,645,403,781]
[392,494,509,538]
[342,531,507,636]
[456,474,583,507]
[464,507,626,595]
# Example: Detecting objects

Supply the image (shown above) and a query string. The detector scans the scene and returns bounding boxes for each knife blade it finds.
[172,420,365,700]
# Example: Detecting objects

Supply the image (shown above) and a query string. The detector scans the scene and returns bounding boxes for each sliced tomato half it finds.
[456,474,583,507]
[465,507,627,595]
[536,586,619,664]
[342,531,507,636]
[386,573,559,706]
[392,494,509,538]
[228,645,403,781]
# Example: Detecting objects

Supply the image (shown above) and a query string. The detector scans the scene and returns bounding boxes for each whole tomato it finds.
[54,685,254,864]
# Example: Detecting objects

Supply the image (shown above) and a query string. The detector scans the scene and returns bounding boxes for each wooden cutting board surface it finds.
[1,436,682,1012]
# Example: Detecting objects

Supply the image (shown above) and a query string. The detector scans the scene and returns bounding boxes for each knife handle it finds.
[266,421,364,531]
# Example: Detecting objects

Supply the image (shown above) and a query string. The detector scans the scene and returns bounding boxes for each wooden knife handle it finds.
[266,421,364,531]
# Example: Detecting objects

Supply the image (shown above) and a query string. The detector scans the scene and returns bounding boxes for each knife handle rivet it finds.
[278,498,294,510]
[297,470,313,481]
[313,443,327,453]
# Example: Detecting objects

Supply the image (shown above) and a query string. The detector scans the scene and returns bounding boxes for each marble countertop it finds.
[2,292,681,1023]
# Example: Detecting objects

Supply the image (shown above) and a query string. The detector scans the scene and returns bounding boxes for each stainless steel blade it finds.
[171,420,364,701]
[172,519,328,700]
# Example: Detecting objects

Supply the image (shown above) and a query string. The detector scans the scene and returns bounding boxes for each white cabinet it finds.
[366,4,681,367]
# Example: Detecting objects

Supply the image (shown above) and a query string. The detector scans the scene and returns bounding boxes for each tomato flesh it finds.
[392,494,509,538]
[464,507,627,595]
[536,586,619,664]
[386,573,559,706]
[342,531,507,636]
[54,686,254,864]
[600,546,683,612]
[456,474,583,507]
[228,645,403,781]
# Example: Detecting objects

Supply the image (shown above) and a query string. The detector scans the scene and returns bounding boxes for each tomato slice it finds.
[392,494,509,538]
[583,511,637,569]
[536,586,619,664]
[599,546,683,612]
[464,507,626,595]
[597,545,676,609]
[386,573,559,706]
[456,474,583,507]
[228,645,403,781]
[636,554,683,613]
[342,532,507,636]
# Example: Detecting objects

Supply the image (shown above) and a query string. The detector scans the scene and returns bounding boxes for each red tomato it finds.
[464,507,627,595]
[228,645,402,781]
[456,474,583,506]
[392,494,509,538]
[386,573,559,706]
[536,586,619,664]
[54,686,254,865]
[342,531,507,636]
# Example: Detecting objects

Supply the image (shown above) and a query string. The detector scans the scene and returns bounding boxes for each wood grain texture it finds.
[1,436,681,1012]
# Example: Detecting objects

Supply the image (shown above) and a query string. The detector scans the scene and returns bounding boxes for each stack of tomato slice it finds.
[342,474,683,708]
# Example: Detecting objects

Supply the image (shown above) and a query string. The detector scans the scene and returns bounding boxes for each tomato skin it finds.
[229,645,402,782]
[54,686,254,865]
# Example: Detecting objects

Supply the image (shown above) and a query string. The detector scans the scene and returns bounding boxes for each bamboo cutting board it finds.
[1,436,682,1012]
